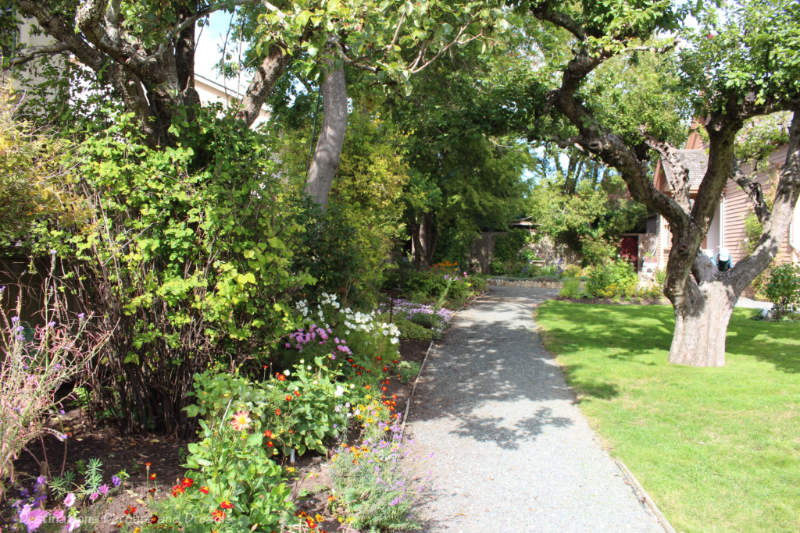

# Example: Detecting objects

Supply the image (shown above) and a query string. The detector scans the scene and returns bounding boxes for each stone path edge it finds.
[401,338,434,436]
[532,307,677,533]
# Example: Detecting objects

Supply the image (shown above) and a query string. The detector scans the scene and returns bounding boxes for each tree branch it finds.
[732,162,770,223]
[7,43,71,66]
[408,22,482,74]
[642,132,691,211]
[529,3,586,41]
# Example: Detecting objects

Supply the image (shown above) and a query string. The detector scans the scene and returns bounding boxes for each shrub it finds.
[23,111,312,433]
[559,278,584,299]
[493,229,529,263]
[765,264,800,318]
[393,318,436,341]
[585,260,638,299]
[562,264,582,278]
[154,406,296,532]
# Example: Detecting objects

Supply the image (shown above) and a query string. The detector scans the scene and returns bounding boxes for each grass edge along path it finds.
[536,301,800,533]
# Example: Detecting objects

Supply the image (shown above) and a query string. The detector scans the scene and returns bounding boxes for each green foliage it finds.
[154,412,295,532]
[185,362,350,458]
[493,229,529,262]
[527,173,646,266]
[559,278,584,299]
[393,317,437,341]
[396,360,421,384]
[0,85,87,245]
[585,260,638,299]
[765,264,800,318]
[21,109,312,432]
[296,108,410,307]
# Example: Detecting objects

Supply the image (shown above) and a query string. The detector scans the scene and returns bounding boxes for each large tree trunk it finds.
[411,212,437,267]
[305,58,347,208]
[669,280,737,366]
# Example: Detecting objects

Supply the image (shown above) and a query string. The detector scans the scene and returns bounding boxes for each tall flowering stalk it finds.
[0,282,110,501]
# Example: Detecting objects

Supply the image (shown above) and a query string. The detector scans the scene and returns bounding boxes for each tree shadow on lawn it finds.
[407,286,608,451]
[725,316,800,374]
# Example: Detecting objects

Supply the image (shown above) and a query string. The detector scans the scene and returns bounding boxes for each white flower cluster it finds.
[295,293,400,345]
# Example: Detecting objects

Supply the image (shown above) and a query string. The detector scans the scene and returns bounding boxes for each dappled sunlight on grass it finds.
[537,301,800,533]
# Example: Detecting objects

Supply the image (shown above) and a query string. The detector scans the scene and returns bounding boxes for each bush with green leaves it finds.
[585,259,638,299]
[152,408,296,532]
[559,278,585,299]
[765,264,800,318]
[21,110,312,433]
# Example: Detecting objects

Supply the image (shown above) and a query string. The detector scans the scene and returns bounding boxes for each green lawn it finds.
[536,301,800,533]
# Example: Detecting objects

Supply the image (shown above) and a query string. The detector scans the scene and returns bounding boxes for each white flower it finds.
[283,369,291,376]
[335,385,345,397]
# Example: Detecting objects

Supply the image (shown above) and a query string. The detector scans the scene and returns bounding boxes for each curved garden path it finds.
[404,285,666,533]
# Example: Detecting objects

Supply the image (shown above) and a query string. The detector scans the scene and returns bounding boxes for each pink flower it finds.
[67,516,81,532]
[18,504,48,531]
[230,410,251,432]
[64,493,76,508]
[52,509,65,522]
[89,492,99,502]
[98,484,109,496]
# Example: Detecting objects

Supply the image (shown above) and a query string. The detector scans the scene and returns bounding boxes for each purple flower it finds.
[111,475,121,488]
[77,313,85,320]
[389,496,402,506]
[63,493,76,508]
[51,509,65,522]
[98,484,109,496]
[36,475,46,486]
[11,316,19,323]
[47,321,55,328]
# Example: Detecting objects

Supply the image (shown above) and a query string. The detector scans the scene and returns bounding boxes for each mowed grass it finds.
[536,301,800,533]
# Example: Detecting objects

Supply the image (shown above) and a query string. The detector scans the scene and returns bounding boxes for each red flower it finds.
[211,509,225,522]
[149,473,157,480]
[181,477,193,488]
[267,440,274,447]
[199,486,209,494]
[124,506,137,515]
[263,430,272,438]
[150,514,159,524]
[294,390,300,397]
[276,374,286,382]
[171,484,185,497]
[286,395,292,401]
[220,500,233,510]
[275,408,281,416]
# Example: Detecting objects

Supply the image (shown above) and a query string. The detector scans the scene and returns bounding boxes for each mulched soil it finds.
[6,338,433,532]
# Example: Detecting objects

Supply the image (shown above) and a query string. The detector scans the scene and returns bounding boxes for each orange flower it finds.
[231,410,251,432]
[199,486,209,494]
[276,374,286,382]
[171,484,185,497]
[286,395,292,402]
[144,462,152,468]
[263,430,272,438]
[294,390,300,397]
[267,440,274,447]
[211,509,225,522]
[275,408,281,416]
[220,500,233,510]
[124,506,137,515]
[149,473,157,480]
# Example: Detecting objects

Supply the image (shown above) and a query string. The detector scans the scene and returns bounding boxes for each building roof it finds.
[661,149,708,192]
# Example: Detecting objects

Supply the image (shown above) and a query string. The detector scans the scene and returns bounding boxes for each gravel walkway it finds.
[404,286,665,533]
